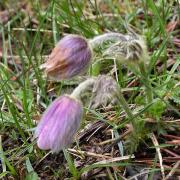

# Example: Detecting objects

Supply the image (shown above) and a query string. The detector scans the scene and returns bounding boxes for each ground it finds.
[0,0,180,179]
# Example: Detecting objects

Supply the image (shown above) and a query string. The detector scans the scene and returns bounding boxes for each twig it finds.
[163,134,180,140]
[150,133,165,179]
[166,140,180,145]
[87,125,103,141]
[67,148,111,159]
[164,161,180,180]
[94,155,135,165]
[34,151,52,168]
[128,169,152,180]
[163,157,180,162]
[161,148,179,157]
[96,128,132,146]
[164,119,180,123]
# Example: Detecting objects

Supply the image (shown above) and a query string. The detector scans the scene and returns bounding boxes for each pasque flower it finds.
[35,95,83,153]
[41,35,92,80]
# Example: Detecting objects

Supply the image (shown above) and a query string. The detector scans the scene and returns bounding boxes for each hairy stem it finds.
[89,33,129,49]
[71,78,96,100]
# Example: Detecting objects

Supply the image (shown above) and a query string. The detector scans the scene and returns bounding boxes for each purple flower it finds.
[41,35,92,80]
[35,95,83,153]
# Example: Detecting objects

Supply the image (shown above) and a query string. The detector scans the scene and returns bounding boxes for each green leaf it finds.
[25,171,39,180]
[26,157,34,173]
[63,149,79,179]
[169,86,180,105]
[0,172,10,178]
[147,99,166,119]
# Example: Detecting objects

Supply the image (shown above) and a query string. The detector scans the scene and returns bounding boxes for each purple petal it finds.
[35,95,83,152]
[43,35,92,80]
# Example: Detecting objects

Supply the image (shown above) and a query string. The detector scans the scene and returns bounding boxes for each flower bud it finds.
[41,35,92,80]
[35,95,83,153]
[90,75,119,109]
[103,35,148,64]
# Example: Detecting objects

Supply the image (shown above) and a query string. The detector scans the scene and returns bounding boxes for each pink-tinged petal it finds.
[35,97,63,138]
[35,95,83,153]
[42,35,92,80]
[49,104,83,152]
[37,125,50,150]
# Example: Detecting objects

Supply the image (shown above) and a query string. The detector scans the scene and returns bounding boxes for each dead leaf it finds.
[166,21,178,33]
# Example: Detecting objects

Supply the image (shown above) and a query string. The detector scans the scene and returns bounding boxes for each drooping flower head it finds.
[35,95,83,153]
[41,35,92,80]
